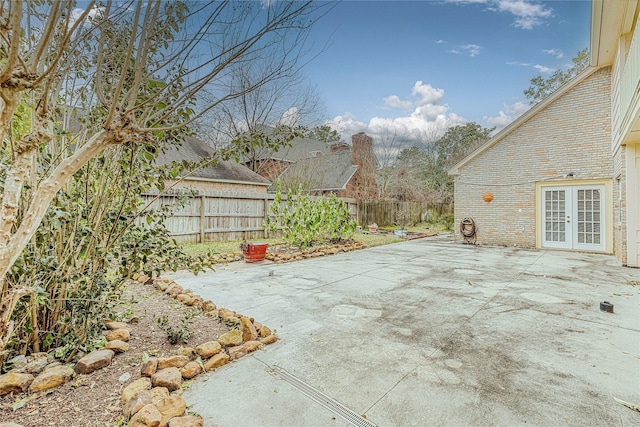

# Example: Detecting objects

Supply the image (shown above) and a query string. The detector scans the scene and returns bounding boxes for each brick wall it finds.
[351,133,377,199]
[453,67,613,249]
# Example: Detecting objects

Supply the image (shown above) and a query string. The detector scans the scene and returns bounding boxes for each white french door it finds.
[542,185,605,252]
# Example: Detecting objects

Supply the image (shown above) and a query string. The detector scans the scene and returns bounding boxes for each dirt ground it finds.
[0,281,231,427]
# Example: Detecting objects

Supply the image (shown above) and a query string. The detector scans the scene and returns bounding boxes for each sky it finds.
[301,0,592,146]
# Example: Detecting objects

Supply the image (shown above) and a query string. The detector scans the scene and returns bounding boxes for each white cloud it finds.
[507,61,556,74]
[542,48,564,59]
[461,44,481,57]
[483,101,530,130]
[327,82,467,147]
[447,44,482,57]
[533,64,556,74]
[412,81,445,105]
[493,0,553,29]
[436,39,446,44]
[506,61,530,67]
[70,6,100,27]
[279,107,299,126]
[383,95,413,111]
[448,0,553,29]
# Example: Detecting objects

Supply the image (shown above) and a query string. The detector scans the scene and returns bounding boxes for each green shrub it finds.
[438,213,455,230]
[264,183,356,249]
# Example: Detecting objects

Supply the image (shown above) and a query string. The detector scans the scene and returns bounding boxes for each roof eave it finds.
[589,0,637,67]
[179,176,271,186]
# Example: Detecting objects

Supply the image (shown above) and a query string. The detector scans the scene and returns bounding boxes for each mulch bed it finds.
[0,281,231,427]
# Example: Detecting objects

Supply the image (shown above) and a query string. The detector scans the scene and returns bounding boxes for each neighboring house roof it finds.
[249,135,330,163]
[157,136,271,186]
[448,66,600,176]
[274,152,358,191]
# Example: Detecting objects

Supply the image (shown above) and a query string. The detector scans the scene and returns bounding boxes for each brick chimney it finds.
[351,133,377,199]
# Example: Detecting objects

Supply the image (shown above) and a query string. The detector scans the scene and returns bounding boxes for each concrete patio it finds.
[167,234,640,427]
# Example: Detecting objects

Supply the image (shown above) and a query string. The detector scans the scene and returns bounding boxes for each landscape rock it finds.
[244,340,261,352]
[157,355,189,370]
[217,329,242,347]
[176,293,193,305]
[121,377,152,405]
[155,279,173,291]
[227,345,247,360]
[44,361,62,370]
[195,341,221,359]
[259,325,272,338]
[0,372,34,395]
[241,317,258,341]
[179,361,202,379]
[105,339,130,353]
[156,395,187,426]
[122,387,169,419]
[24,353,49,375]
[151,367,182,392]
[166,284,184,297]
[146,387,171,404]
[74,349,114,374]
[0,423,26,427]
[8,355,27,371]
[201,301,216,312]
[135,273,152,284]
[168,416,204,427]
[140,357,159,377]
[260,334,277,345]
[123,392,152,420]
[125,387,170,417]
[253,321,263,333]
[29,364,74,393]
[106,328,130,342]
[178,347,197,360]
[217,308,237,322]
[128,403,162,427]
[203,353,230,371]
[188,296,204,308]
[104,321,131,331]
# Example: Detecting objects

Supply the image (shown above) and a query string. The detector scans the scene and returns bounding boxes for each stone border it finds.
[0,274,278,427]
[209,241,368,265]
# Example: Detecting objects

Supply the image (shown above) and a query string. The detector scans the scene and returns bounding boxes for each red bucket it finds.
[242,242,268,263]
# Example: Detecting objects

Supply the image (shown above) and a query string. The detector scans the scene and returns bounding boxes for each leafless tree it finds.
[0,0,324,352]
[194,59,327,177]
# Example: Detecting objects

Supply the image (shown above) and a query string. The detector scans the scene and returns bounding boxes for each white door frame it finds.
[536,180,612,253]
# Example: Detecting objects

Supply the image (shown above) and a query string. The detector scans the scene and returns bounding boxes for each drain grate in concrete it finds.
[270,366,378,427]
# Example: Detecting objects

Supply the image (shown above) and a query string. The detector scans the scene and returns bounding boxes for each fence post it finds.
[199,195,205,243]
[263,197,269,239]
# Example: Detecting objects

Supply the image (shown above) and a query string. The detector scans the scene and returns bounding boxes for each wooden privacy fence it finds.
[142,191,357,244]
[357,200,452,228]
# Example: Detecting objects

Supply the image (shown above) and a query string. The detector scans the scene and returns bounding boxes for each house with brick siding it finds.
[449,0,640,267]
[274,132,378,199]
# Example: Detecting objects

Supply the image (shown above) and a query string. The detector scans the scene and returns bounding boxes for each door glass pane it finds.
[545,190,566,243]
[576,189,601,247]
